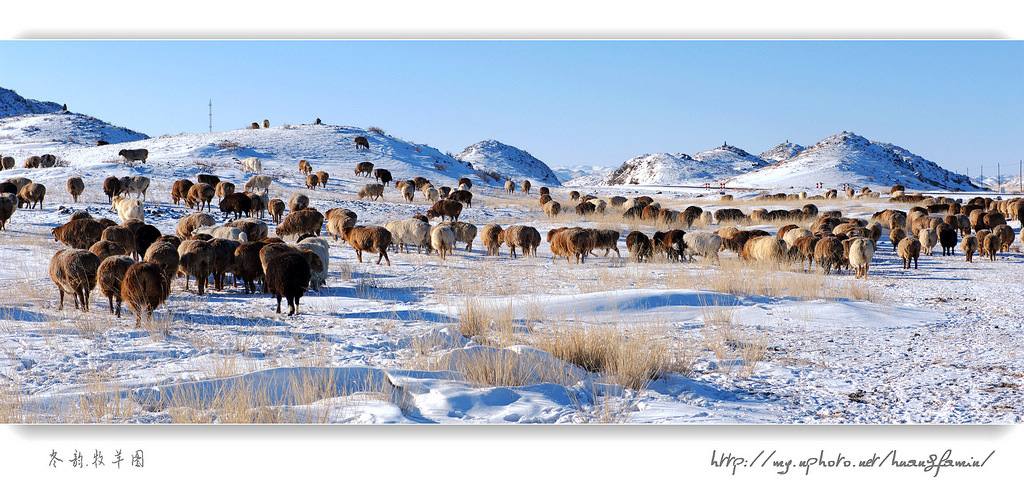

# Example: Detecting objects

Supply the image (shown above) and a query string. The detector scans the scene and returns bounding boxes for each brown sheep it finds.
[791,235,820,271]
[981,233,1000,261]
[447,189,473,207]
[0,156,13,170]
[225,218,269,242]
[889,227,906,251]
[52,218,105,249]
[588,229,620,257]
[186,183,215,211]
[521,180,531,195]
[197,173,221,187]
[897,237,922,269]
[18,182,46,209]
[342,226,392,265]
[814,236,846,274]
[539,194,552,206]
[49,249,101,312]
[97,255,135,317]
[355,160,374,176]
[101,226,137,260]
[265,252,312,316]
[439,221,478,251]
[288,193,310,212]
[542,200,561,218]
[89,240,127,262]
[209,238,241,291]
[306,174,320,190]
[171,179,193,205]
[24,156,41,168]
[481,224,503,256]
[177,239,216,295]
[276,208,325,239]
[65,177,85,202]
[299,159,313,175]
[232,241,267,294]
[961,235,978,263]
[625,231,653,262]
[425,200,463,222]
[220,192,252,220]
[246,191,267,219]
[316,171,330,188]
[121,262,170,326]
[354,137,370,150]
[500,225,541,258]
[413,177,430,189]
[549,227,593,264]
[215,181,235,201]
[458,177,473,190]
[992,224,1015,253]
[374,168,393,186]
[268,198,286,224]
[176,212,216,239]
[357,183,385,201]
[0,194,15,231]
[99,176,120,203]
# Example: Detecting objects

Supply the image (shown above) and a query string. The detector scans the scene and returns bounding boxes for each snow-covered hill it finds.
[728,131,979,191]
[454,139,561,186]
[0,87,64,118]
[758,141,806,163]
[551,164,614,184]
[0,87,150,151]
[593,143,768,187]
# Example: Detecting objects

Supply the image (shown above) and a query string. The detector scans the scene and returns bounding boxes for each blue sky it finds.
[1,40,1021,174]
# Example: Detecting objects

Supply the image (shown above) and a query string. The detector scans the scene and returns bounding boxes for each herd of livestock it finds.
[2,147,1023,325]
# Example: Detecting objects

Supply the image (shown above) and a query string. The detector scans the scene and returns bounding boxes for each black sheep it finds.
[220,192,252,220]
[265,252,311,316]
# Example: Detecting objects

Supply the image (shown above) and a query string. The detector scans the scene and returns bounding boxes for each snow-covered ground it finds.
[1,118,1021,428]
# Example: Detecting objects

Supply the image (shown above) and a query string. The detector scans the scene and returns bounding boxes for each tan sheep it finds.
[481,224,503,256]
[175,212,216,239]
[177,239,216,295]
[49,249,101,311]
[500,225,541,258]
[66,177,85,202]
[848,238,875,279]
[215,181,235,201]
[186,183,215,211]
[268,198,286,224]
[918,228,938,256]
[961,235,978,263]
[18,182,46,209]
[121,261,170,326]
[358,183,385,201]
[342,226,392,265]
[430,224,456,260]
[897,237,921,269]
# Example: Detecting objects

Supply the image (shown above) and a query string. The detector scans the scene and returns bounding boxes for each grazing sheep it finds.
[118,148,149,164]
[543,200,561,218]
[299,159,312,175]
[897,237,922,269]
[401,184,414,202]
[918,228,938,256]
[682,232,722,263]
[425,187,439,203]
[521,180,531,195]
[5,177,31,192]
[354,136,370,150]
[374,168,392,186]
[171,179,193,205]
[481,224,503,256]
[576,202,596,217]
[848,238,875,279]
[41,153,57,167]
[438,186,452,199]
[441,221,478,251]
[658,230,687,262]
[814,236,846,274]
[243,175,273,194]
[430,224,456,260]
[112,196,144,223]
[305,174,320,190]
[276,209,325,239]
[0,156,13,170]
[549,227,593,264]
[992,224,1015,253]
[177,239,216,295]
[225,218,269,242]
[245,191,267,219]
[101,226,137,260]
[251,122,260,129]
[119,176,150,201]
[268,198,286,224]
[240,156,262,174]
[458,178,473,190]
[782,228,813,248]
[505,180,515,194]
[499,225,541,258]
[425,200,463,222]
[209,238,241,291]
[197,174,221,187]
[961,235,978,262]
[887,227,906,252]
[358,183,385,201]
[538,194,552,206]
[186,183,215,211]
[17,182,46,209]
[0,193,15,230]
[144,241,181,285]
[215,181,235,202]
[90,240,127,262]
[587,228,620,257]
[52,218,105,249]
[385,218,431,253]
[625,231,654,263]
[265,252,311,315]
[791,235,820,271]
[121,262,170,326]
[175,212,216,240]
[65,177,85,202]
[22,156,40,168]
[325,209,358,241]
[231,241,267,294]
[447,189,473,207]
[937,223,957,256]
[97,255,134,317]
[355,161,374,176]
[316,171,330,188]
[263,119,270,128]
[220,192,252,220]
[49,249,101,311]
[288,193,310,212]
[194,225,249,243]
[342,226,392,265]
[413,177,430,189]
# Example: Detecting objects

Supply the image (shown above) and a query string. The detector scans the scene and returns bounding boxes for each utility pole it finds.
[209,99,213,133]
[998,163,1001,192]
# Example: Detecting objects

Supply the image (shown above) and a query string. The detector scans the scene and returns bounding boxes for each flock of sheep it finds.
[4,145,1023,325]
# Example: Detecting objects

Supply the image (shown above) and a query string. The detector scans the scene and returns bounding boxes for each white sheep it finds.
[401,184,414,202]
[430,224,455,260]
[682,232,723,263]
[426,187,439,203]
[244,174,273,193]
[194,225,249,243]
[919,228,938,256]
[458,183,470,192]
[782,228,813,248]
[385,219,431,253]
[295,236,330,290]
[848,237,875,279]
[121,176,150,201]
[112,196,144,223]
[240,157,263,174]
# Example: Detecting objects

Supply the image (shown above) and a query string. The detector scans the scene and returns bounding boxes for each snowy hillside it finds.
[758,141,806,163]
[551,164,614,184]
[454,139,561,186]
[728,131,980,191]
[595,143,768,187]
[0,87,64,118]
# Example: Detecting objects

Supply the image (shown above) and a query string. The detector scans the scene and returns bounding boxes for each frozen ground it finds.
[0,122,1021,424]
